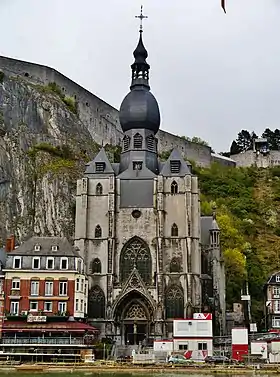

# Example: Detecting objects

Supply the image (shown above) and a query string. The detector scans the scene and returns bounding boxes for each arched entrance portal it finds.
[115,291,154,345]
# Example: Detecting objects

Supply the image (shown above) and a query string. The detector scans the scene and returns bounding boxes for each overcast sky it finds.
[1,0,280,152]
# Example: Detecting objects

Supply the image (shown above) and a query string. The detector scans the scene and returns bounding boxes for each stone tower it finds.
[74,15,202,344]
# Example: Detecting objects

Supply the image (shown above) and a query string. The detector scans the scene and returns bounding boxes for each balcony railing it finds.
[2,337,86,345]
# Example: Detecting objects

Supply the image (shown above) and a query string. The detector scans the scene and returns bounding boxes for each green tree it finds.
[236,130,253,152]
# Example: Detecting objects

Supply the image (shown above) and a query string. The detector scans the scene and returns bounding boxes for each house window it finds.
[179,344,188,350]
[44,301,52,312]
[272,316,280,328]
[273,286,280,296]
[275,300,280,313]
[60,258,68,270]
[77,259,82,273]
[96,183,103,195]
[171,223,178,237]
[95,225,102,238]
[276,275,280,283]
[76,279,80,291]
[30,301,38,312]
[58,301,67,314]
[198,342,208,351]
[95,162,105,172]
[133,161,143,171]
[32,257,40,269]
[59,281,67,296]
[12,279,20,290]
[45,281,53,296]
[80,299,84,312]
[13,257,21,269]
[75,299,79,311]
[30,281,39,296]
[133,133,143,149]
[170,160,181,174]
[10,301,19,315]
[46,257,54,269]
[81,279,84,292]
[171,181,178,194]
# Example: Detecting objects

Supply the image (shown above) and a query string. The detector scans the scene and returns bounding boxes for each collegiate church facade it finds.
[74,23,225,344]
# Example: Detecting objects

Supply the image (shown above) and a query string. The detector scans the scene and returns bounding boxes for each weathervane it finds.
[135,5,148,32]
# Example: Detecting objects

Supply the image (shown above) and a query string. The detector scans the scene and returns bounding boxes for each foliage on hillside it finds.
[195,162,280,327]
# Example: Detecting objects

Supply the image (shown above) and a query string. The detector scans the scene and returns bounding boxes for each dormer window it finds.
[133,133,143,149]
[95,162,105,172]
[13,257,21,269]
[170,160,181,174]
[276,275,280,283]
[60,258,68,270]
[51,245,58,252]
[133,161,143,171]
[34,245,41,251]
[32,257,40,269]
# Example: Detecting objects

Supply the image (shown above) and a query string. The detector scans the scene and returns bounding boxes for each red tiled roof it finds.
[2,321,98,333]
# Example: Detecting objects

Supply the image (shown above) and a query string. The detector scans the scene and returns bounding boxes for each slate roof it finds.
[160,148,192,177]
[200,216,220,245]
[8,237,80,257]
[84,148,115,175]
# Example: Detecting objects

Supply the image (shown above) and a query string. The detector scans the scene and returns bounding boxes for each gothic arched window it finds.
[133,133,143,149]
[96,183,103,195]
[171,181,178,194]
[91,258,101,274]
[120,237,151,283]
[95,225,102,238]
[123,135,130,151]
[88,285,105,318]
[171,223,178,237]
[170,257,181,273]
[165,285,184,319]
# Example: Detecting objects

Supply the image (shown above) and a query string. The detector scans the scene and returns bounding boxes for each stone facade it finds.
[74,149,202,343]
[231,150,280,168]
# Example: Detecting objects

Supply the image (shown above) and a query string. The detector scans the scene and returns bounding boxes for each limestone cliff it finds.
[0,74,100,243]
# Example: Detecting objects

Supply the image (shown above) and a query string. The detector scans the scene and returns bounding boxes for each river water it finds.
[0,373,270,377]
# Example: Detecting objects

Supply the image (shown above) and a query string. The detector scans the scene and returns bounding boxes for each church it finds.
[74,12,225,344]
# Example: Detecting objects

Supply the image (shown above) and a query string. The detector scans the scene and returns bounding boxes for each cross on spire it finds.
[135,5,148,32]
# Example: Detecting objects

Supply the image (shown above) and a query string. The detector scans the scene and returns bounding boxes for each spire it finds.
[131,6,150,89]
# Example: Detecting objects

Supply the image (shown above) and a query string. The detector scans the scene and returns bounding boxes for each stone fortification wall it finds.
[231,150,280,168]
[0,55,212,166]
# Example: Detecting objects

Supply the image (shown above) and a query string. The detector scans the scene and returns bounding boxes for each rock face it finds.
[0,74,98,243]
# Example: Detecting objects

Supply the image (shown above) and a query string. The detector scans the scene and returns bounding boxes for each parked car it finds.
[168,354,191,365]
[205,355,230,364]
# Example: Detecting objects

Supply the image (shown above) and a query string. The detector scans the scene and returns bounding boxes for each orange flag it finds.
[221,0,226,13]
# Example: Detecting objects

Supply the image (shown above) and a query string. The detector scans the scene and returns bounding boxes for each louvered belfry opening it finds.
[170,160,181,174]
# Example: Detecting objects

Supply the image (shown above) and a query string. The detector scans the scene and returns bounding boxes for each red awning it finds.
[2,321,98,333]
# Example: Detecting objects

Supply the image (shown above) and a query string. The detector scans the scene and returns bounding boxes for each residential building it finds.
[264,271,280,331]
[1,236,97,361]
[3,236,88,319]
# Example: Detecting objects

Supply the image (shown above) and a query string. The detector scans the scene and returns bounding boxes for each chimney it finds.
[5,235,15,252]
